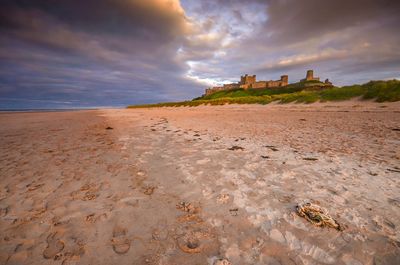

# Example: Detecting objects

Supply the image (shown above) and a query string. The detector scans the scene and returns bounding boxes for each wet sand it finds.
[0,102,400,264]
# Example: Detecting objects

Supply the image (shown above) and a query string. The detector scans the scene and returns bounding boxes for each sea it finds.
[0,108,97,113]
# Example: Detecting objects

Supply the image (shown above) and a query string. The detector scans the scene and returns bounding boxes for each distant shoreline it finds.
[0,109,97,114]
[0,107,125,114]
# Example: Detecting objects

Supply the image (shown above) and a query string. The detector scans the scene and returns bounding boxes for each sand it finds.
[0,101,399,264]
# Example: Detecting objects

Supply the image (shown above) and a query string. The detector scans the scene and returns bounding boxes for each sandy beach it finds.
[1,102,400,265]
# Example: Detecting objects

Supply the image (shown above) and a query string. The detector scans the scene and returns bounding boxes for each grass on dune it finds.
[319,80,400,102]
[128,96,274,108]
[127,79,400,108]
[272,80,400,103]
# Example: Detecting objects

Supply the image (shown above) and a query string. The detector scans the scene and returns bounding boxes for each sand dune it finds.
[1,102,399,264]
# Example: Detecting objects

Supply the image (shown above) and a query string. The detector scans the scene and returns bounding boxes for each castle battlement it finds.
[204,73,289,96]
[204,70,329,96]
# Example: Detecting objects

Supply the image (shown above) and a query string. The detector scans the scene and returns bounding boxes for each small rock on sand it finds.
[214,259,232,265]
[228,146,244,151]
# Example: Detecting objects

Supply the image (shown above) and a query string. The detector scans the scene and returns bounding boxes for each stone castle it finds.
[204,70,330,96]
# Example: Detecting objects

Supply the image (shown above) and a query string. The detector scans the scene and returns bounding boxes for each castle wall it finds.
[204,73,292,95]
[223,83,240,90]
[252,75,288,89]
[266,80,283,87]
[251,81,267,89]
[204,86,224,96]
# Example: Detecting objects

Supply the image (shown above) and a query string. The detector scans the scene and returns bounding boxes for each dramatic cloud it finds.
[0,0,399,108]
[0,0,201,108]
[182,0,400,85]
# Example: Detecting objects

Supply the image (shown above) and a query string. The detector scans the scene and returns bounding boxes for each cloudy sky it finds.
[1,0,399,108]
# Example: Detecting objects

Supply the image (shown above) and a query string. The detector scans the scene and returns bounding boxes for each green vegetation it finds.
[127,79,400,108]
[319,80,400,102]
[128,96,273,108]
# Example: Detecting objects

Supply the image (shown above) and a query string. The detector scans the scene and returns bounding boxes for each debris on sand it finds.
[217,194,230,204]
[176,201,199,214]
[106,126,113,130]
[228,146,244,151]
[27,183,44,191]
[296,202,342,231]
[303,157,318,161]
[214,259,232,265]
[82,191,97,201]
[229,208,239,216]
[264,145,279,151]
[261,155,270,159]
[177,213,203,223]
[391,128,400,131]
[85,214,96,223]
[387,167,400,173]
[143,185,156,195]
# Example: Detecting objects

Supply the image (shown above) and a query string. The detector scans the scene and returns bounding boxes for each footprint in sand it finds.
[70,183,99,201]
[176,228,219,255]
[27,182,44,191]
[177,235,202,254]
[43,232,65,259]
[111,227,131,254]
[142,185,156,195]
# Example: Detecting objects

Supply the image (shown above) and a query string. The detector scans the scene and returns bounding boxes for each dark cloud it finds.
[0,0,206,109]
[0,0,188,41]
[264,0,400,44]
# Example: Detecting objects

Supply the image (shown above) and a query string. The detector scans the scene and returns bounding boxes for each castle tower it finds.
[280,75,288,86]
[306,70,314,81]
[240,74,256,85]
